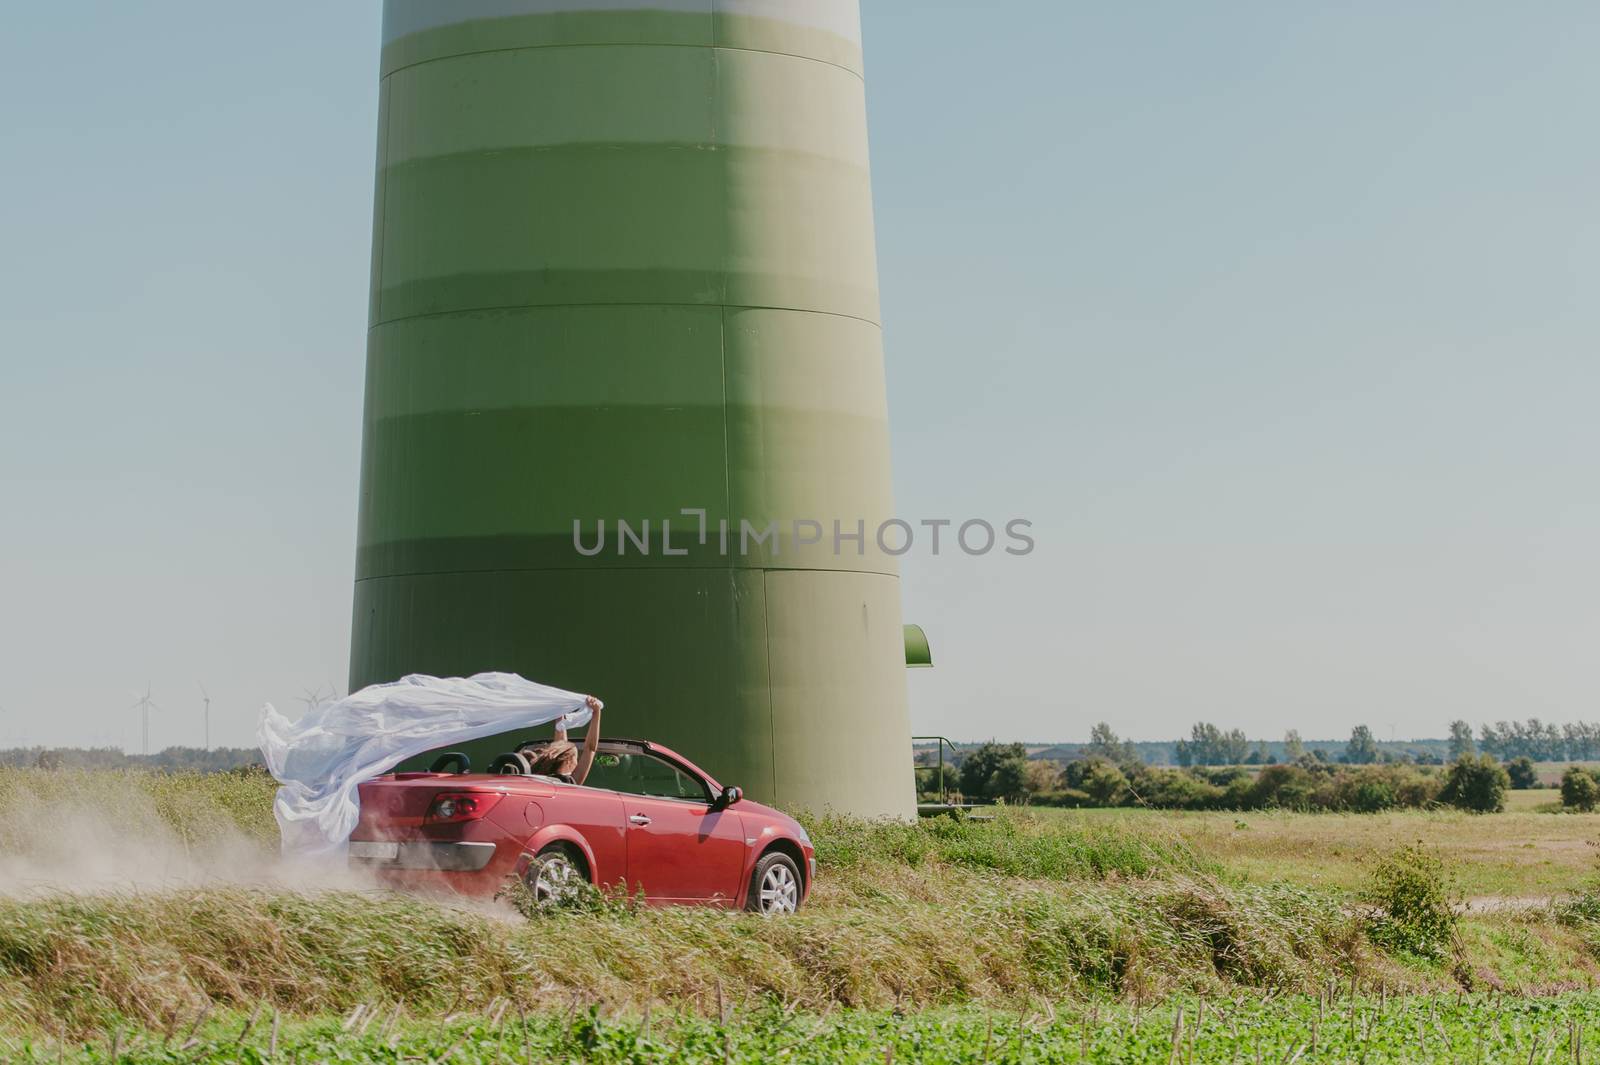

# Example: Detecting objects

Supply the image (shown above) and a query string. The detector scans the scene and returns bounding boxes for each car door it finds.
[601,751,748,903]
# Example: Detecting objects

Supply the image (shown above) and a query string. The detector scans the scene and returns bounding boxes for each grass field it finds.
[3,767,1600,1061]
[1043,788,1591,898]
[13,994,1600,1063]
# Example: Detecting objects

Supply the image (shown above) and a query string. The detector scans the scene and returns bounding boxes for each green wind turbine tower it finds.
[352,0,914,817]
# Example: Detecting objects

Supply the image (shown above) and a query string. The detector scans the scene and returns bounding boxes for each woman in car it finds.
[521,696,603,784]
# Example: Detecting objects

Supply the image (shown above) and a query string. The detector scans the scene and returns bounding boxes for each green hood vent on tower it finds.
[904,625,932,668]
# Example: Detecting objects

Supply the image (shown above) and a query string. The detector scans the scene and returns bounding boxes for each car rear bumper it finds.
[349,840,497,872]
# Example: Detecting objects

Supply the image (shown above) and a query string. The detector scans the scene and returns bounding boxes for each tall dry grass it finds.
[0,763,1372,1037]
[0,865,1374,1037]
[0,766,1570,1041]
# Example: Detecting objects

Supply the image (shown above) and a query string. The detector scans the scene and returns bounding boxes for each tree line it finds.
[936,736,1513,814]
[1472,719,1600,762]
[1174,723,1396,766]
[976,717,1600,769]
[917,716,1600,814]
[0,746,263,772]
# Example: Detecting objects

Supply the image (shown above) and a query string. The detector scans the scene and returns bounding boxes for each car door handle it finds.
[629,814,652,826]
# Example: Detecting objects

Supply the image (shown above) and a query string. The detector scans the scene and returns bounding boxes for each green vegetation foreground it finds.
[11,995,1600,1063]
[5,768,1600,1059]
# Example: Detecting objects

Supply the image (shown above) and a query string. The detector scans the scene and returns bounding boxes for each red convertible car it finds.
[348,738,813,914]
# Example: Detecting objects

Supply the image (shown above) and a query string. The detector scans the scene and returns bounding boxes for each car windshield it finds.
[585,750,708,802]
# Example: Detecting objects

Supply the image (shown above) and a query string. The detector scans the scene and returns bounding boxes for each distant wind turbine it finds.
[198,683,211,751]
[130,684,161,757]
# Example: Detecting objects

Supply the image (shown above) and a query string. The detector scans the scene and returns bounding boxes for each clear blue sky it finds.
[3,2,1596,750]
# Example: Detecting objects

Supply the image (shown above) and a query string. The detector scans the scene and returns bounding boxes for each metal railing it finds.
[912,735,961,806]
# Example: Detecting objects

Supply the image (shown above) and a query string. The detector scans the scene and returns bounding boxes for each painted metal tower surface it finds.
[354,0,913,817]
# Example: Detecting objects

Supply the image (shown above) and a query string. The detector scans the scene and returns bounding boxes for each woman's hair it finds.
[527,740,578,778]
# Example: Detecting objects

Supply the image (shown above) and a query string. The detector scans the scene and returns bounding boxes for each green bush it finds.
[1119,763,1441,814]
[1388,768,1445,808]
[1437,755,1508,813]
[1021,761,1452,814]
[1221,774,1256,809]
[958,742,1029,803]
[1127,767,1224,810]
[1030,787,1093,808]
[1560,765,1600,812]
[1505,757,1539,790]
[1080,761,1128,805]
[1361,844,1458,960]
[1322,766,1439,813]
[914,763,959,802]
[1248,764,1317,811]
[1349,778,1397,813]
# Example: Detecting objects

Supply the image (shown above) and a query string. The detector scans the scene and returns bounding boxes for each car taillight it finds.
[424,792,503,824]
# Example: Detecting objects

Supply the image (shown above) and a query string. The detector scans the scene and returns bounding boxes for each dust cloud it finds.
[0,773,523,921]
[0,786,367,898]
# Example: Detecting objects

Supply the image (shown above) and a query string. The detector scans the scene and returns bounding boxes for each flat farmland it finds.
[1039,788,1598,899]
[4,768,1600,1062]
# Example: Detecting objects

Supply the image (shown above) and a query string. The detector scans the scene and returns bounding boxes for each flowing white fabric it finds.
[257,672,596,859]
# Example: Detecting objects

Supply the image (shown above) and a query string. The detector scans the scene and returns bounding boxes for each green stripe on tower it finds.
[353,0,913,817]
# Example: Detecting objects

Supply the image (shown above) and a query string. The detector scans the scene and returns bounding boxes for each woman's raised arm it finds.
[572,696,603,785]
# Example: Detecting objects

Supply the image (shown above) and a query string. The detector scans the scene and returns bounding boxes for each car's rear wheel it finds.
[521,845,585,906]
[745,851,802,915]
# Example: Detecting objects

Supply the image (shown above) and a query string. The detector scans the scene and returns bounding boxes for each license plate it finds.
[349,841,400,862]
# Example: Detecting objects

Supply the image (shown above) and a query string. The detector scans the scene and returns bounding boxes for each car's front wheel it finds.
[745,851,802,915]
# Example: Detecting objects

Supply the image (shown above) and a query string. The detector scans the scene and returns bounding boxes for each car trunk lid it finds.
[354,775,553,836]
[354,776,457,833]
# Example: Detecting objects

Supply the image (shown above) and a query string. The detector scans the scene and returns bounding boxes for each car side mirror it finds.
[719,785,742,807]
